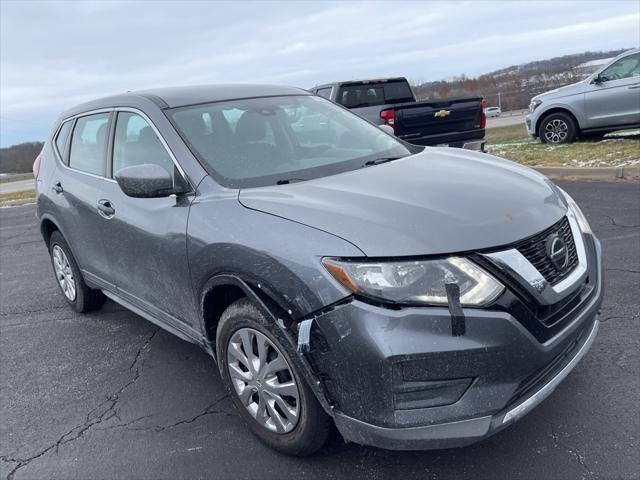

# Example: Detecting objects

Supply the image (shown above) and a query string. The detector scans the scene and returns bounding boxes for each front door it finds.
[584,53,640,129]
[97,110,199,329]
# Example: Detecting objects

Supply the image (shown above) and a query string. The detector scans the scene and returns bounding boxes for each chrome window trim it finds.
[113,107,193,190]
[482,211,588,306]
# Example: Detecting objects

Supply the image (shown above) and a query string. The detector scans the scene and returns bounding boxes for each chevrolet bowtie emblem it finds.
[434,109,451,118]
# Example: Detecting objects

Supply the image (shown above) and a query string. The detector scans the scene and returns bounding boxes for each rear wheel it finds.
[539,112,577,144]
[216,298,330,455]
[49,231,106,313]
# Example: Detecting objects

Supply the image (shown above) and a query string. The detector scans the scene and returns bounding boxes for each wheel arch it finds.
[199,273,336,416]
[199,274,294,351]
[40,215,62,248]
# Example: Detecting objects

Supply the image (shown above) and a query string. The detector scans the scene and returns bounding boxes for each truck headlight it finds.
[322,257,504,307]
[558,187,592,234]
[529,99,542,112]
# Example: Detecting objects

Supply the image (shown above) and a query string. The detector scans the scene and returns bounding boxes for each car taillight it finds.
[380,109,395,133]
[33,154,42,179]
[480,98,487,129]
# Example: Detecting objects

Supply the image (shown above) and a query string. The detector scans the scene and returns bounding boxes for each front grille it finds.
[514,216,578,285]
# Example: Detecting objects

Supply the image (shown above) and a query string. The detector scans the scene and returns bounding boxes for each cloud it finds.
[1,0,638,146]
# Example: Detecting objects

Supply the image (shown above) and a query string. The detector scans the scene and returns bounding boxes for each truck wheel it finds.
[539,112,577,144]
[216,298,330,456]
[49,231,106,313]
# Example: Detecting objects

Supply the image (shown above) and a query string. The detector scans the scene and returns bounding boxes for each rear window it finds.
[337,81,414,108]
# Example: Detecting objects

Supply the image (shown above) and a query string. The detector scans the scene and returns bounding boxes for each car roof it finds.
[312,77,408,90]
[59,84,311,118]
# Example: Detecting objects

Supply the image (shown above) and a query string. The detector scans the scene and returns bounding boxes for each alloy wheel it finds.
[52,245,76,301]
[544,119,568,143]
[226,327,300,433]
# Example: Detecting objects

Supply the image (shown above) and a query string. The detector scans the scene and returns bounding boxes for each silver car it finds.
[526,49,640,144]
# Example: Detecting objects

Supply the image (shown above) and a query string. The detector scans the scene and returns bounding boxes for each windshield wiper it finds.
[363,156,403,167]
[276,177,307,185]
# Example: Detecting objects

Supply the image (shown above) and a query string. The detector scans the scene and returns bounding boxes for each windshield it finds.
[167,95,413,188]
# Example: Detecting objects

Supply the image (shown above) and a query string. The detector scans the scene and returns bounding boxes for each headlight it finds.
[529,99,542,112]
[322,257,504,307]
[558,187,592,234]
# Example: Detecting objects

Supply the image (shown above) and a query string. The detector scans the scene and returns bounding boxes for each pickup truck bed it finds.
[312,78,486,151]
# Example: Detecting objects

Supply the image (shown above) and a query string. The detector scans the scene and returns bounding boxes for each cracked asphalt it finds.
[1,181,638,480]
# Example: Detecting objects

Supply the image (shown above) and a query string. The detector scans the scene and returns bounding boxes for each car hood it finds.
[534,79,586,102]
[238,149,567,257]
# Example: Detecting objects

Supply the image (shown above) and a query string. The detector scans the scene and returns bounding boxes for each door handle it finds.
[628,84,640,89]
[97,199,115,218]
[52,182,63,194]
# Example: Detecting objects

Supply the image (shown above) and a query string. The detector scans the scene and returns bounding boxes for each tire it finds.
[539,112,577,144]
[49,231,106,313]
[216,298,330,456]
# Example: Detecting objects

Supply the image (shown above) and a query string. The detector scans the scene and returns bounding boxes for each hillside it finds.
[412,48,631,110]
[0,142,44,173]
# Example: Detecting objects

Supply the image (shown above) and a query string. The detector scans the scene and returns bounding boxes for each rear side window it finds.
[339,85,384,108]
[338,81,414,107]
[112,112,175,179]
[54,121,72,157]
[316,87,332,99]
[68,113,110,176]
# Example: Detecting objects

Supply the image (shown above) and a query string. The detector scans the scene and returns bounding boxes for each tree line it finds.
[0,142,44,173]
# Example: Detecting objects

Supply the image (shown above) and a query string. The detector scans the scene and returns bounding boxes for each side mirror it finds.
[592,74,604,85]
[115,164,175,198]
[378,124,395,136]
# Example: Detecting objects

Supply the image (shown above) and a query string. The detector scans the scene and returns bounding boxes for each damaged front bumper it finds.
[331,318,598,450]
[304,238,603,450]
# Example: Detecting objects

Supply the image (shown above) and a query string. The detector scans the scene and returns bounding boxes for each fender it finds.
[200,273,335,417]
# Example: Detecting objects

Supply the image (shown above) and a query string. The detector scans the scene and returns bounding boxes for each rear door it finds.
[51,111,113,284]
[584,53,640,128]
[97,109,199,328]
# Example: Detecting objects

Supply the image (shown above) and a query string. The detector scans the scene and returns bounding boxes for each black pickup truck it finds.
[311,77,486,151]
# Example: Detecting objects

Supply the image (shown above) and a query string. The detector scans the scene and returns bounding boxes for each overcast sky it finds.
[1,0,638,147]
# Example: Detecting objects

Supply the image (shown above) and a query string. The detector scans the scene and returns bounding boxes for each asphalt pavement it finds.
[1,181,639,480]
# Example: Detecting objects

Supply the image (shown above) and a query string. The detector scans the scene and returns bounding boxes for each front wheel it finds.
[539,112,577,144]
[216,298,330,455]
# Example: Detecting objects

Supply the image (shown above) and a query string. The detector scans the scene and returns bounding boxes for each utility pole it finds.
[498,92,502,110]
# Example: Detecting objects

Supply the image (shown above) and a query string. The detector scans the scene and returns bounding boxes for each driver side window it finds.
[600,53,640,82]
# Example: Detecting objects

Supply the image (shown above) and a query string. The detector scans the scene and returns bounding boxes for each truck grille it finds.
[514,216,578,285]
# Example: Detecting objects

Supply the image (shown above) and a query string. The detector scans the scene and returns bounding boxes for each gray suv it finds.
[526,49,640,143]
[35,84,603,455]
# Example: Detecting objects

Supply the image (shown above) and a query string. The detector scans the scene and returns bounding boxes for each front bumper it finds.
[332,318,598,450]
[310,234,603,450]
